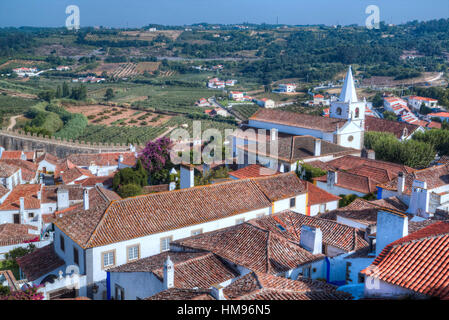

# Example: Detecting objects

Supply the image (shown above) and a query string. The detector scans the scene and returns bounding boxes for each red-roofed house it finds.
[408,95,438,111]
[1,151,26,161]
[427,112,449,123]
[362,220,449,299]
[306,182,340,216]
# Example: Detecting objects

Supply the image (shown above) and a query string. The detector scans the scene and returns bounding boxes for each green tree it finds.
[365,131,435,169]
[104,88,115,101]
[118,184,143,198]
[62,82,70,97]
[382,111,397,121]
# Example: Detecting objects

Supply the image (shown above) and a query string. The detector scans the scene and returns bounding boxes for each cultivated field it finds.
[64,105,172,127]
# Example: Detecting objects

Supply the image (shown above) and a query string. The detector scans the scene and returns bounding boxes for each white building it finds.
[17,173,309,300]
[241,66,366,150]
[408,96,438,112]
[278,83,297,93]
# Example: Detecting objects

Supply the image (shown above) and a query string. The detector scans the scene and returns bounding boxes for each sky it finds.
[0,0,448,28]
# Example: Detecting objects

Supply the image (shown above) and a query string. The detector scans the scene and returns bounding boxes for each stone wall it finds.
[0,130,141,158]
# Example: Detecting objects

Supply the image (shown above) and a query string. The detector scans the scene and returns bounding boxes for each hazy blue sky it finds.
[0,0,448,28]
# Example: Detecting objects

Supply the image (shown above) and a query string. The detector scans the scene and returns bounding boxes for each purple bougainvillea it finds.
[0,284,44,300]
[139,137,172,174]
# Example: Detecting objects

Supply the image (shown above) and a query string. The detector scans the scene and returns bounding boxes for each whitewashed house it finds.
[17,173,309,300]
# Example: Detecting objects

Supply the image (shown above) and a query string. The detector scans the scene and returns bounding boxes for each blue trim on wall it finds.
[106,272,111,300]
[325,257,330,283]
[377,187,382,200]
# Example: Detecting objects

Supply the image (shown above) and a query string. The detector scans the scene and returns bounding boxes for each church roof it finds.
[339,66,358,103]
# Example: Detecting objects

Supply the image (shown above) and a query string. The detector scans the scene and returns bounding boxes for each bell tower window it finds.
[355,108,360,118]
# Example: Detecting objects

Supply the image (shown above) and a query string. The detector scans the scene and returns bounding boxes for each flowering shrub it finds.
[0,284,44,300]
[139,137,172,174]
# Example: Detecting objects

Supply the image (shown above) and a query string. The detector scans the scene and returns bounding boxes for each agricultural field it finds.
[64,104,172,127]
[231,104,261,120]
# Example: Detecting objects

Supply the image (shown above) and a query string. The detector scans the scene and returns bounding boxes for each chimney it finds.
[408,180,430,217]
[169,181,176,191]
[314,139,321,157]
[300,225,322,254]
[19,197,25,215]
[180,164,194,189]
[397,172,405,196]
[118,154,124,167]
[163,256,174,289]
[270,128,277,141]
[327,171,338,188]
[211,284,225,300]
[83,189,89,211]
[37,191,41,200]
[376,210,408,257]
[57,188,69,210]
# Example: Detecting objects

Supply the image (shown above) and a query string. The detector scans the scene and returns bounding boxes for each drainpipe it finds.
[106,272,111,300]
[325,257,331,283]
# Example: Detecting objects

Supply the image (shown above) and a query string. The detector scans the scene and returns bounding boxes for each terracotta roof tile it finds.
[1,151,23,160]
[16,244,65,281]
[362,221,449,298]
[229,164,279,179]
[380,164,449,194]
[0,184,41,211]
[172,222,324,274]
[60,167,95,184]
[66,152,136,167]
[0,224,39,246]
[307,182,340,206]
[251,210,368,253]
[223,272,353,300]
[250,109,346,133]
[365,116,421,139]
[110,251,238,289]
[146,288,215,300]
[36,153,59,165]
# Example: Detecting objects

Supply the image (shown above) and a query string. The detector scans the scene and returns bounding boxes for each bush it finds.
[118,184,143,198]
[365,131,435,169]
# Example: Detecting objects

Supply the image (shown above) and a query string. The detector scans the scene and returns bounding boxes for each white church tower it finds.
[329,66,366,150]
[329,66,366,129]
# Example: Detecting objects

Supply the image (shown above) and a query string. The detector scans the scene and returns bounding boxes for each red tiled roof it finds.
[54,159,77,179]
[0,184,41,211]
[314,171,377,194]
[223,272,352,300]
[36,153,59,165]
[172,222,324,274]
[362,221,449,299]
[326,155,415,175]
[146,288,214,300]
[307,182,340,206]
[109,251,238,289]
[60,167,95,184]
[66,152,136,167]
[74,175,114,188]
[0,224,38,246]
[0,162,20,177]
[409,96,438,102]
[0,159,38,182]
[365,117,421,139]
[16,244,65,281]
[1,151,23,160]
[249,109,346,133]
[251,172,306,201]
[379,164,449,194]
[55,173,303,249]
[23,151,35,161]
[229,164,279,179]
[251,210,368,253]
